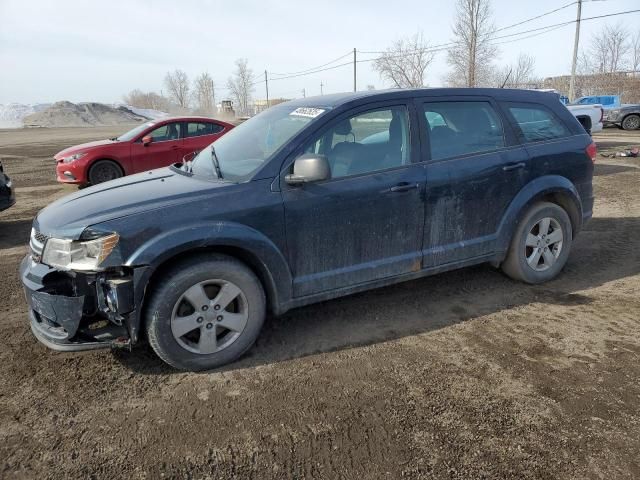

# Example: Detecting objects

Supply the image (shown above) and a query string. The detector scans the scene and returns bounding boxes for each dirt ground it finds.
[0,126,639,479]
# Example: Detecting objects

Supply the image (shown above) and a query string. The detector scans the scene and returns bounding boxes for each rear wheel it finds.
[88,160,123,185]
[502,202,572,284]
[146,254,266,371]
[622,114,640,131]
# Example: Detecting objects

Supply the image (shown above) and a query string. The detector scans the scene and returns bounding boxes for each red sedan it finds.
[55,117,234,185]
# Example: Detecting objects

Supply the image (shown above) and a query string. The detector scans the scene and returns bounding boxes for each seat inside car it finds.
[167,123,180,140]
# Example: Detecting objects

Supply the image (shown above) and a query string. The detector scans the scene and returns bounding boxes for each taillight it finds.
[586,141,597,163]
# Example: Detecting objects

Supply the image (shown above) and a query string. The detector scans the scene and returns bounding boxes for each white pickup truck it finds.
[566,103,604,135]
[532,89,603,135]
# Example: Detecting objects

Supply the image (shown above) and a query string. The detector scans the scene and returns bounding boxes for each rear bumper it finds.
[20,255,132,351]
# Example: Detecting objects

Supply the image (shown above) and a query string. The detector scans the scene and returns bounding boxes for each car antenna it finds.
[500,68,513,89]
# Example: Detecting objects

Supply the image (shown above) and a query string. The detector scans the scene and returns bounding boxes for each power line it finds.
[493,1,577,34]
[357,3,577,55]
[269,61,353,81]
[492,22,571,45]
[262,7,640,84]
[270,51,353,77]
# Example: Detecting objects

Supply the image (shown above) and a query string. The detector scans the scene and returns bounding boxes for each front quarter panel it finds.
[91,177,291,312]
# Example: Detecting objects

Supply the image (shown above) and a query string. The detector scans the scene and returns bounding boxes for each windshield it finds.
[190,105,326,182]
[117,121,156,141]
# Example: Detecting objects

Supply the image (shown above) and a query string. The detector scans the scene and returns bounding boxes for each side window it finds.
[186,122,224,138]
[148,123,180,142]
[422,101,505,161]
[505,102,571,143]
[304,106,410,179]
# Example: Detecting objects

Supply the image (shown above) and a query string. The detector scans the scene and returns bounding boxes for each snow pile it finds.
[22,101,148,128]
[0,103,50,128]
[118,105,169,120]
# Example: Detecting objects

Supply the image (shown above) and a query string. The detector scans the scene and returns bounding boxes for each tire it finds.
[622,114,640,131]
[146,254,266,371]
[501,202,573,284]
[88,160,123,185]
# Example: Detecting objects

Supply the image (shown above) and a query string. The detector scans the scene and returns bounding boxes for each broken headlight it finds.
[41,233,119,271]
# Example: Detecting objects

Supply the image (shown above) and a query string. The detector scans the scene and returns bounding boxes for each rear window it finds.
[421,101,505,161]
[505,103,571,143]
[186,122,224,138]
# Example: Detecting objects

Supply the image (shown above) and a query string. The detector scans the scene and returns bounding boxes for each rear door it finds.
[281,102,426,297]
[182,121,227,161]
[130,121,184,173]
[417,96,531,267]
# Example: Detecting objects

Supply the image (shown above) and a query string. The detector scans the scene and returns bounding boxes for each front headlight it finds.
[62,152,87,163]
[41,233,119,271]
[609,109,620,117]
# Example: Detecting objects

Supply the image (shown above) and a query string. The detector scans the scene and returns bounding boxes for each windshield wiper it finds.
[211,145,223,179]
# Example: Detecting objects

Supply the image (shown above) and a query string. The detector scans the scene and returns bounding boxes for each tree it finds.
[193,72,216,114]
[122,89,170,111]
[226,58,254,116]
[495,53,537,88]
[373,32,435,88]
[589,23,629,73]
[447,0,498,87]
[164,69,190,108]
[631,31,640,74]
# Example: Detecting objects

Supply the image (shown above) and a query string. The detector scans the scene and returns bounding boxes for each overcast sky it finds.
[1,0,638,105]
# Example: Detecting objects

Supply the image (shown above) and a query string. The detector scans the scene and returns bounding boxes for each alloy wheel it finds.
[524,217,563,272]
[170,279,249,355]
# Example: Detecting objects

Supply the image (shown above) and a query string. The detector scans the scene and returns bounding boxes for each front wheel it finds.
[501,202,573,284]
[146,254,266,371]
[88,160,123,185]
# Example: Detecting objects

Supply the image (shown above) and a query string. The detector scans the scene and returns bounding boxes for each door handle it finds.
[389,182,419,193]
[502,162,526,171]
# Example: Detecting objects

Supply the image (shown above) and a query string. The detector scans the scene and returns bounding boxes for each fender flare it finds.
[124,221,293,342]
[495,175,583,255]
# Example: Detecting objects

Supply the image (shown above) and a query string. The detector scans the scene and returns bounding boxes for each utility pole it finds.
[301,88,306,98]
[264,70,269,108]
[320,81,324,95]
[569,0,582,102]
[353,47,357,92]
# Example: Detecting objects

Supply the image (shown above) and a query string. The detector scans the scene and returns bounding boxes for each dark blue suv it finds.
[20,88,595,371]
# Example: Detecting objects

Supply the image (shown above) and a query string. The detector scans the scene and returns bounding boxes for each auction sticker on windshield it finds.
[290,107,325,118]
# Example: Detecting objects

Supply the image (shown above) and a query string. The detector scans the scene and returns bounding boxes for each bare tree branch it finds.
[122,89,170,111]
[373,32,435,88]
[447,0,498,87]
[193,72,216,115]
[589,23,629,73]
[164,69,190,109]
[226,58,254,117]
[495,53,537,88]
[631,30,640,74]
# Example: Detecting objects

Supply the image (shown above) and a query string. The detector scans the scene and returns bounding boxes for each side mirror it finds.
[285,154,331,185]
[182,150,199,162]
[142,135,153,146]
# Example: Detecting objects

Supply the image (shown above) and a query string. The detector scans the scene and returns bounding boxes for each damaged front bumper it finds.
[20,255,139,351]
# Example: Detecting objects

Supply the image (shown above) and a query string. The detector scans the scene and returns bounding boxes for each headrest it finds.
[334,119,352,136]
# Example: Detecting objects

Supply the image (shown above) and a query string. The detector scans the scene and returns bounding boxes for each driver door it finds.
[130,122,184,173]
[281,103,426,297]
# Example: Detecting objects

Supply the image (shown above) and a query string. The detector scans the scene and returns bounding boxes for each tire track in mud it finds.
[0,129,640,479]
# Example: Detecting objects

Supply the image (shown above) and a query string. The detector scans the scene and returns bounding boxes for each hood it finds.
[34,167,230,239]
[54,139,118,159]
